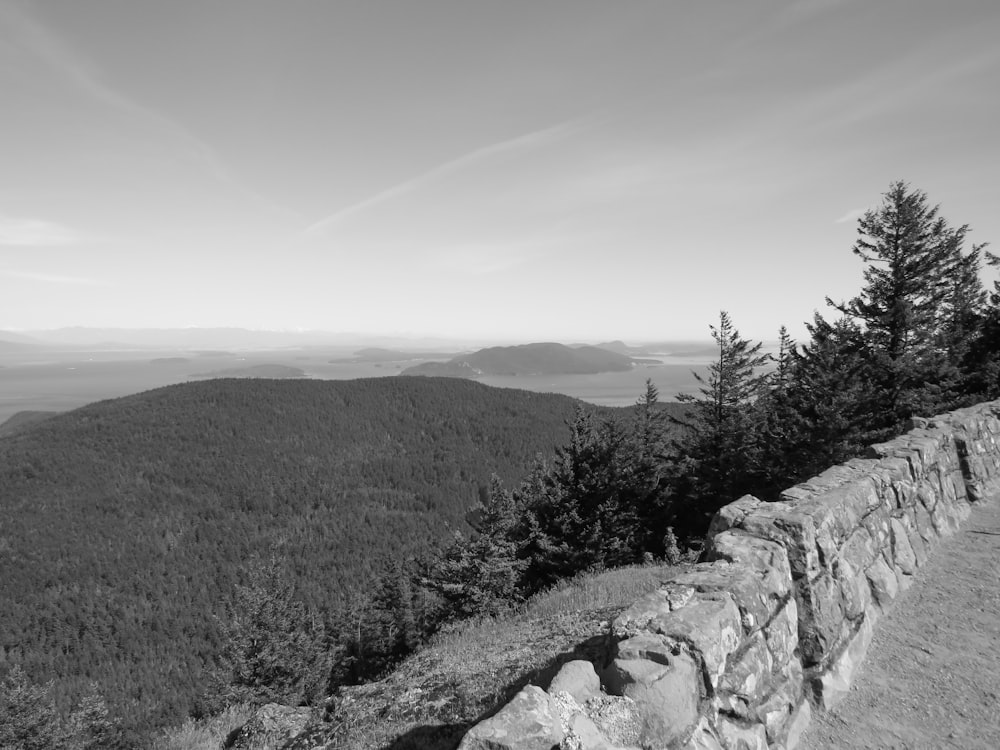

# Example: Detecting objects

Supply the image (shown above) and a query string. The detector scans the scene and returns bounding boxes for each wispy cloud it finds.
[0,269,103,285]
[300,118,593,239]
[723,0,863,60]
[834,208,866,225]
[0,215,91,246]
[815,47,1000,135]
[0,3,297,221]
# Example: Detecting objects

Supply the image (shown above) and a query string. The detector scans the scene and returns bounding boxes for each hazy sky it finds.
[1,0,998,342]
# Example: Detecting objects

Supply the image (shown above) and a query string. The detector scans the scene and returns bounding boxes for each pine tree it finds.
[671,311,771,536]
[419,475,526,619]
[634,379,666,461]
[628,379,672,553]
[0,665,69,750]
[219,556,333,707]
[936,227,987,362]
[359,560,438,676]
[753,326,801,496]
[966,250,1000,398]
[828,180,981,423]
[782,314,880,476]
[519,409,647,585]
[66,684,124,750]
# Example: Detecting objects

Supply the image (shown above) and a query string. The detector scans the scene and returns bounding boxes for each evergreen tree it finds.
[519,410,645,586]
[671,311,771,536]
[936,228,987,364]
[828,180,981,423]
[782,314,880,477]
[634,379,666,460]
[66,684,124,750]
[0,665,69,750]
[353,560,441,678]
[218,556,333,707]
[753,326,801,496]
[959,249,999,398]
[419,475,526,619]
[627,379,673,553]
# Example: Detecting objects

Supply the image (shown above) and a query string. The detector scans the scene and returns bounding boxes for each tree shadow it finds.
[379,723,471,750]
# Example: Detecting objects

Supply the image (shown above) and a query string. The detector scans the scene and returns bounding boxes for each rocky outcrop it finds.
[456,400,1000,749]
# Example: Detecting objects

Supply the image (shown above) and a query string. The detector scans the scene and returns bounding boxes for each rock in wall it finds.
[456,401,1000,750]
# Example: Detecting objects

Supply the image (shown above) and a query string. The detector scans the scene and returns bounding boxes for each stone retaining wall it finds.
[457,400,1000,750]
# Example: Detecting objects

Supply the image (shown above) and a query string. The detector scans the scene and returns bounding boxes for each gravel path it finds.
[801,498,1000,749]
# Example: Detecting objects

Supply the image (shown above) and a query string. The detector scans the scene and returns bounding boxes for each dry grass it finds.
[151,703,254,750]
[288,562,683,750]
[526,563,684,618]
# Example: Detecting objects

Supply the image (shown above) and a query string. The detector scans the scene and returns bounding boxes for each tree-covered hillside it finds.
[0,377,616,736]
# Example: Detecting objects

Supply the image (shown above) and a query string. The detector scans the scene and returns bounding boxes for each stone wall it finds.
[457,401,1000,750]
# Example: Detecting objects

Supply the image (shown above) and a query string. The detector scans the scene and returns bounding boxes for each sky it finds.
[1,0,998,343]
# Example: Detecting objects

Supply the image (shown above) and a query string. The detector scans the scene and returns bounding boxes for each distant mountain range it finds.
[401,342,637,378]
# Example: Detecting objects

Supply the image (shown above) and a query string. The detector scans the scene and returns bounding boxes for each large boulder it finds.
[458,685,563,750]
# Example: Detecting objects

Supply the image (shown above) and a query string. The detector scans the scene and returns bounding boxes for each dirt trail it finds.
[801,498,1000,749]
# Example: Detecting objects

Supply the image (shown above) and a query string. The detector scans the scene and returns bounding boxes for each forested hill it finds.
[0,377,609,736]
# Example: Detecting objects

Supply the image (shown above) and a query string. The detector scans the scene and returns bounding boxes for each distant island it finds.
[149,357,191,365]
[190,364,307,379]
[400,342,636,378]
